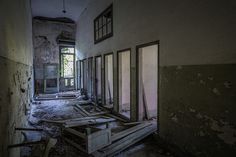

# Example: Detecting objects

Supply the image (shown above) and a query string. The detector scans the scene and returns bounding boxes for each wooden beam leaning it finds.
[93,123,157,157]
[111,122,151,142]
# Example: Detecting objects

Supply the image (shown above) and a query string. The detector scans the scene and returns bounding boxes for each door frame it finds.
[103,52,114,107]
[59,45,76,91]
[117,48,131,119]
[95,55,102,104]
[136,41,160,125]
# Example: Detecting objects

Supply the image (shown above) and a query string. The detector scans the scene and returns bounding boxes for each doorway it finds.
[88,57,93,99]
[82,59,87,92]
[137,42,158,121]
[118,49,131,118]
[95,56,102,104]
[104,53,113,108]
[59,46,75,91]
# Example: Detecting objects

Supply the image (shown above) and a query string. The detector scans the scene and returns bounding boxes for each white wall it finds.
[0,0,33,65]
[76,0,236,65]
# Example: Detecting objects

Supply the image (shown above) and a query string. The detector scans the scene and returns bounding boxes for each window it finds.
[94,4,113,44]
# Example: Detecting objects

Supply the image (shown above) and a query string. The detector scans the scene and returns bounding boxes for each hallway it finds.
[0,0,236,157]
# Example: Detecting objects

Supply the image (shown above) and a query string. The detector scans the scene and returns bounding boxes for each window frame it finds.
[94,4,113,44]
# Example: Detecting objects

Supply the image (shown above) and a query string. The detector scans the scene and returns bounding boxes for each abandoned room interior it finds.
[0,0,236,157]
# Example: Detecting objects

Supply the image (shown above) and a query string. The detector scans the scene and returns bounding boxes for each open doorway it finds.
[87,57,93,99]
[118,49,131,118]
[95,56,102,104]
[60,46,75,91]
[82,59,87,93]
[104,53,113,109]
[137,42,158,121]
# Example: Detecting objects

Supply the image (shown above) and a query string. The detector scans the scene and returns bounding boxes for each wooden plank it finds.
[89,111,109,116]
[122,122,142,126]
[74,104,90,116]
[64,117,116,128]
[15,127,43,131]
[111,122,151,142]
[87,128,111,153]
[93,123,157,157]
[105,113,128,122]
[106,124,156,157]
[40,116,98,124]
[64,138,87,153]
[8,140,45,149]
[142,82,150,120]
[64,128,86,139]
[43,138,57,157]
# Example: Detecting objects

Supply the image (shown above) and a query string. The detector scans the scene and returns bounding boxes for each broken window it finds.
[137,43,158,120]
[94,4,113,44]
[104,53,113,108]
[118,49,131,118]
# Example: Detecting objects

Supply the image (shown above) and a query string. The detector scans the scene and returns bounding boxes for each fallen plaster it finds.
[212,88,221,96]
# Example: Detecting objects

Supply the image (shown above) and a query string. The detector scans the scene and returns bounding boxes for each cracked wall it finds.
[160,64,236,156]
[33,19,76,93]
[77,0,236,156]
[0,0,33,156]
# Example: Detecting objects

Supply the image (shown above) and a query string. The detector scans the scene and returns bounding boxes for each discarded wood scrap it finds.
[43,138,57,157]
[63,119,157,157]
[74,104,110,117]
[64,127,111,154]
[15,127,43,131]
[111,122,152,142]
[64,117,116,128]
[93,122,157,157]
[8,140,45,149]
[40,116,116,128]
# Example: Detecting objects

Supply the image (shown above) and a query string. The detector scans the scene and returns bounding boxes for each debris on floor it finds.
[19,92,177,157]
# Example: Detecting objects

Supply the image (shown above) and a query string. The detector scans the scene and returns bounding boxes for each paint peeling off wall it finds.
[33,19,76,93]
[160,64,236,157]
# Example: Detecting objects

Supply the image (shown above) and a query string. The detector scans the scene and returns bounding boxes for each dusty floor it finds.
[22,96,176,157]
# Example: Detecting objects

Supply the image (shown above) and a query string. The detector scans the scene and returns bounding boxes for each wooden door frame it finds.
[136,41,160,128]
[117,48,131,119]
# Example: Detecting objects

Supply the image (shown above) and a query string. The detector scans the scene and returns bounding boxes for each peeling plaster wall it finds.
[76,0,236,156]
[0,0,33,156]
[33,19,76,93]
[160,64,236,156]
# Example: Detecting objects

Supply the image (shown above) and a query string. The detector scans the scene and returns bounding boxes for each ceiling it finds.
[31,0,90,22]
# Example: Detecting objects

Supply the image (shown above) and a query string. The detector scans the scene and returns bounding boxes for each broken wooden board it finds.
[8,140,45,149]
[43,138,57,157]
[93,122,157,157]
[111,122,152,142]
[105,113,129,123]
[64,127,111,154]
[64,117,116,128]
[74,104,90,116]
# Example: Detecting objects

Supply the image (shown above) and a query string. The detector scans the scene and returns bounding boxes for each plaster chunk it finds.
[196,113,203,119]
[171,114,178,123]
[199,131,205,137]
[210,118,236,145]
[224,81,232,89]
[197,73,202,77]
[212,88,221,95]
[189,108,196,112]
[208,76,214,81]
[200,80,206,84]
[176,65,182,70]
